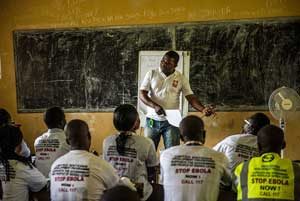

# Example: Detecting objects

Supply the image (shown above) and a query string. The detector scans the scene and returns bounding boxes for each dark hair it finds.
[0,125,32,181]
[179,115,205,142]
[248,113,270,135]
[0,108,11,126]
[101,185,140,201]
[66,119,90,147]
[113,104,138,155]
[165,51,180,64]
[257,124,284,154]
[44,107,66,129]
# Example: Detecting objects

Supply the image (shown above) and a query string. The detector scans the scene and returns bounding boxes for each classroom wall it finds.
[0,0,300,159]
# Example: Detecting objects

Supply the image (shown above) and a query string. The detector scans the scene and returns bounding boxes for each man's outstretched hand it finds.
[202,105,216,117]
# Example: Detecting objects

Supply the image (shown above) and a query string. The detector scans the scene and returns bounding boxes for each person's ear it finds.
[15,143,22,156]
[66,138,70,145]
[87,131,92,149]
[201,130,206,144]
[87,131,91,140]
[257,142,262,153]
[131,117,140,131]
[61,118,66,129]
[282,141,286,149]
[180,133,184,142]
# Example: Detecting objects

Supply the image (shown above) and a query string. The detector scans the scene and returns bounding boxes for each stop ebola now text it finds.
[175,168,211,174]
[252,178,289,185]
[55,176,85,182]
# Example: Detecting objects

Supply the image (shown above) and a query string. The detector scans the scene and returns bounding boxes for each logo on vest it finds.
[262,154,275,162]
[172,80,178,88]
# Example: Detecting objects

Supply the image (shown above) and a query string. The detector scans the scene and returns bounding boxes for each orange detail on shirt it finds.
[172,80,178,87]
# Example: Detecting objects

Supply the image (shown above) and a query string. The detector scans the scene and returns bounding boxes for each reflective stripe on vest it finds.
[234,153,295,201]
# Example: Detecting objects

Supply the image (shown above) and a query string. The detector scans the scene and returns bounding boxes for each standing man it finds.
[139,51,214,149]
[213,113,270,172]
[233,125,300,200]
[160,115,231,201]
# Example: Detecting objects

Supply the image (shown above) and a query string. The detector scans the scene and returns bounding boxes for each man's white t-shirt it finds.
[50,150,119,201]
[160,144,231,201]
[34,128,70,177]
[140,68,193,121]
[103,133,158,201]
[0,160,47,201]
[213,133,258,171]
[20,140,31,158]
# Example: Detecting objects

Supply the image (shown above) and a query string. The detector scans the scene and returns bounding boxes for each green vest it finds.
[234,153,300,201]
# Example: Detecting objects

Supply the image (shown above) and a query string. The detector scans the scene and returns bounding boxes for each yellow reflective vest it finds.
[233,153,300,201]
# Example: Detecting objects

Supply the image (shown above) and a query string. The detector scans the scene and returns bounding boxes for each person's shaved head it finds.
[44,107,66,129]
[179,115,205,143]
[243,113,270,135]
[257,125,285,155]
[66,119,91,150]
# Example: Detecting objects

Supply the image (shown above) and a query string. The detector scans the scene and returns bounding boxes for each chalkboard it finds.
[14,18,300,112]
[176,18,300,111]
[14,27,173,112]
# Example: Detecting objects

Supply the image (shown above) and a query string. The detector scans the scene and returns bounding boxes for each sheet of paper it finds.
[165,109,182,127]
[145,108,182,127]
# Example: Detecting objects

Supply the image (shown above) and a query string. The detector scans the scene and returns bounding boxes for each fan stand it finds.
[268,86,300,159]
[279,117,285,158]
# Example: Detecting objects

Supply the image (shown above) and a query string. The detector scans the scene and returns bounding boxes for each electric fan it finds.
[268,86,300,156]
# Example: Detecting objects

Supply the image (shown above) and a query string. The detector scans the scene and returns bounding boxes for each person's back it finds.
[50,119,119,201]
[0,125,47,201]
[213,113,270,171]
[103,104,158,201]
[160,115,231,201]
[233,125,300,200]
[161,145,230,201]
[213,134,258,171]
[51,149,119,200]
[104,135,157,200]
[34,107,70,177]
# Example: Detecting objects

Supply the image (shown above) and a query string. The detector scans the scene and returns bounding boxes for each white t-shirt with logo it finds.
[213,133,258,171]
[50,150,119,201]
[34,128,70,177]
[140,68,193,121]
[160,144,231,201]
[0,160,47,201]
[103,133,158,201]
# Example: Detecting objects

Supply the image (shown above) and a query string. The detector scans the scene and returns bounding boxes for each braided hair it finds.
[113,104,139,156]
[0,125,33,181]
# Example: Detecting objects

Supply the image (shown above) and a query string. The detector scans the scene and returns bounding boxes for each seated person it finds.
[213,113,270,171]
[160,115,231,201]
[233,125,300,200]
[34,106,70,177]
[0,124,47,201]
[0,108,31,158]
[100,185,140,201]
[103,104,158,201]
[50,119,120,201]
